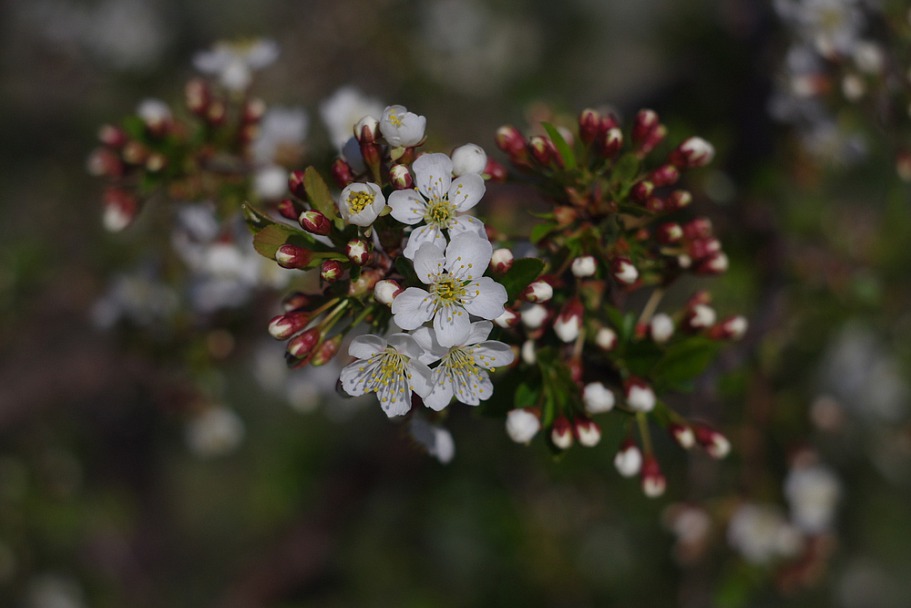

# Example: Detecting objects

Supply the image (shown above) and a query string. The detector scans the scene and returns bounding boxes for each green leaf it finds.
[611,153,641,188]
[303,166,338,220]
[242,202,276,233]
[651,337,722,391]
[252,224,333,261]
[530,222,555,245]
[541,122,576,171]
[500,257,546,302]
[515,382,540,408]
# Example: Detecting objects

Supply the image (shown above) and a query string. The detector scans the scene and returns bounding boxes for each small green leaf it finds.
[652,337,721,391]
[252,223,332,261]
[242,203,276,233]
[541,122,576,170]
[530,222,555,245]
[500,257,546,302]
[611,153,641,187]
[303,166,338,220]
[515,382,540,408]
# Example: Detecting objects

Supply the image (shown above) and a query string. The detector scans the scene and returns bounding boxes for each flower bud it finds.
[684,304,717,331]
[667,189,693,210]
[595,326,618,351]
[277,199,299,222]
[578,108,602,146]
[185,78,210,116]
[494,309,519,328]
[299,209,332,235]
[632,109,660,145]
[641,456,666,498]
[574,418,601,447]
[614,439,643,477]
[348,267,383,298]
[694,424,730,459]
[483,158,508,182]
[571,255,597,278]
[554,298,583,343]
[451,143,487,176]
[206,100,227,126]
[670,137,715,169]
[388,164,413,190]
[709,315,749,340]
[491,248,514,273]
[683,217,713,240]
[696,252,729,275]
[287,327,322,359]
[651,163,680,187]
[649,313,675,344]
[631,180,654,203]
[330,158,355,188]
[669,423,695,449]
[320,259,343,283]
[281,291,312,312]
[311,334,343,366]
[137,99,172,136]
[625,377,656,412]
[520,304,549,329]
[268,310,311,340]
[506,409,540,444]
[528,135,554,166]
[98,124,127,148]
[611,257,639,285]
[520,339,537,365]
[551,416,574,450]
[102,188,138,232]
[495,125,528,163]
[275,244,312,269]
[288,170,307,199]
[656,222,684,244]
[374,279,403,306]
[86,148,123,178]
[523,280,553,303]
[554,206,578,227]
[583,382,615,415]
[354,115,379,143]
[122,141,147,166]
[346,239,370,266]
[599,127,623,157]
[243,97,266,123]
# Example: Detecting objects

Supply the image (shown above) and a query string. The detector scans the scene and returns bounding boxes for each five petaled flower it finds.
[337,182,386,227]
[380,105,426,148]
[389,153,487,259]
[391,235,507,347]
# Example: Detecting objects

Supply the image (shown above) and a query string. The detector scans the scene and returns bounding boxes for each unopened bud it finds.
[611,257,639,285]
[709,315,748,340]
[137,99,171,135]
[583,382,615,415]
[614,440,643,477]
[374,279,403,306]
[554,206,578,227]
[122,141,147,166]
[571,255,597,278]
[312,334,343,366]
[696,251,729,275]
[330,158,355,188]
[102,188,138,232]
[346,239,370,265]
[277,199,299,221]
[86,148,123,178]
[320,259,343,283]
[693,424,730,459]
[185,78,210,116]
[641,456,666,498]
[287,327,321,359]
[683,217,713,240]
[355,115,379,143]
[523,280,553,303]
[506,408,540,444]
[268,310,311,340]
[206,100,227,126]
[671,136,715,169]
[554,298,583,343]
[578,108,602,146]
[574,418,601,447]
[625,377,656,412]
[389,164,413,189]
[281,291,311,312]
[600,127,623,157]
[494,309,519,328]
[632,109,660,145]
[529,135,554,166]
[631,180,654,203]
[483,158,508,182]
[145,153,166,173]
[491,248,514,273]
[98,124,127,148]
[667,189,693,210]
[288,170,306,199]
[520,339,537,365]
[670,423,695,449]
[656,222,684,244]
[299,209,332,235]
[651,164,680,187]
[495,125,528,163]
[551,416,574,450]
[650,313,675,344]
[451,143,487,176]
[275,244,312,269]
[595,326,618,351]
[520,304,549,329]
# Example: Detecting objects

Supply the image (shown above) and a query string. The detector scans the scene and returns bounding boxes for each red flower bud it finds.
[277,198,299,221]
[666,189,693,210]
[281,291,312,312]
[693,424,730,459]
[288,170,307,199]
[641,455,666,498]
[185,78,210,116]
[574,417,602,447]
[330,158,355,188]
[389,164,413,190]
[287,327,321,359]
[631,180,654,203]
[312,334,343,366]
[320,259,343,283]
[599,127,623,157]
[670,136,715,169]
[650,164,680,187]
[299,209,332,235]
[275,244,312,269]
[346,239,370,266]
[657,222,683,244]
[98,124,127,148]
[578,108,601,146]
[268,310,311,340]
[483,158,508,182]
[495,125,528,164]
[551,416,574,450]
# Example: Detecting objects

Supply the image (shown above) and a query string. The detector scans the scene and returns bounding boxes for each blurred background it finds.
[2,0,911,606]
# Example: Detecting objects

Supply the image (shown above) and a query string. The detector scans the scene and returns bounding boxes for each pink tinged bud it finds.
[520,340,537,365]
[451,143,488,176]
[657,222,684,244]
[98,124,127,148]
[206,101,227,126]
[614,440,643,477]
[697,252,729,275]
[650,164,679,187]
[625,378,656,412]
[268,311,311,340]
[571,255,597,278]
[599,127,623,157]
[671,137,715,169]
[578,108,602,146]
[243,98,266,123]
[495,125,528,162]
[299,210,332,235]
[330,158,355,188]
[506,409,540,444]
[483,158,508,182]
[354,115,379,143]
[277,199,299,222]
[595,326,618,351]
[288,170,306,199]
[494,309,519,328]
[287,327,322,359]
[567,357,584,384]
[102,188,138,232]
[373,279,403,306]
[491,248,514,273]
[694,424,730,459]
[389,164,413,190]
[709,315,748,341]
[320,259,343,283]
[86,148,123,177]
[520,304,549,329]
[122,141,147,166]
[346,239,370,266]
[611,257,639,285]
[667,189,693,210]
[574,418,601,447]
[670,423,695,449]
[583,382,615,415]
[551,417,574,450]
[359,142,381,171]
[632,109,660,145]
[649,313,675,344]
[312,334,343,366]
[528,135,554,166]
[683,217,713,240]
[275,244,312,269]
[523,280,553,303]
[185,78,210,116]
[641,456,666,498]
[554,298,584,343]
[684,304,716,331]
[630,180,654,203]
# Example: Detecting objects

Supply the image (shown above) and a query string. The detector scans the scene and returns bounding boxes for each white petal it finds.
[409,360,434,398]
[448,174,485,211]
[348,334,387,359]
[445,235,492,281]
[453,369,492,406]
[386,333,425,361]
[472,341,514,369]
[464,321,493,345]
[339,358,378,396]
[448,214,487,239]
[388,189,427,225]
[423,373,454,411]
[413,153,453,200]
[376,382,412,417]
[403,224,446,261]
[434,304,471,347]
[412,241,446,282]
[411,327,447,364]
[462,277,507,320]
[391,288,435,330]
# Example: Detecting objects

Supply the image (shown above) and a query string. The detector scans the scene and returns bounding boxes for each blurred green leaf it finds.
[541,122,576,170]
[500,257,545,301]
[303,166,338,220]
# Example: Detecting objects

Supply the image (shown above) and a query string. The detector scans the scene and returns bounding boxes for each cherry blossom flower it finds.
[379,104,426,147]
[193,38,279,91]
[391,235,507,347]
[409,415,455,464]
[339,333,433,417]
[388,153,486,259]
[412,321,514,409]
[337,182,386,227]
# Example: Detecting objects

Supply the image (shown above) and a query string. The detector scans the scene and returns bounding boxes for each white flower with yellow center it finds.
[412,321,514,409]
[379,104,426,148]
[192,39,279,91]
[337,182,385,227]
[388,153,486,259]
[339,333,433,417]
[392,235,507,347]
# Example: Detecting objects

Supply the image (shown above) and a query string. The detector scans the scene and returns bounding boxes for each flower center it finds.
[371,349,408,390]
[347,190,375,214]
[424,198,455,227]
[387,112,404,128]
[445,347,478,374]
[432,275,466,305]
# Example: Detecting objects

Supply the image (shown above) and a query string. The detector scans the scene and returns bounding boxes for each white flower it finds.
[388,153,487,259]
[337,182,386,227]
[650,313,675,344]
[319,86,385,150]
[251,106,309,165]
[193,38,279,91]
[506,409,540,444]
[583,382,615,414]
[784,463,841,534]
[409,415,455,464]
[339,333,433,417]
[451,143,487,176]
[727,503,802,565]
[380,104,426,147]
[136,98,171,128]
[253,165,289,200]
[391,235,507,346]
[413,321,514,409]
